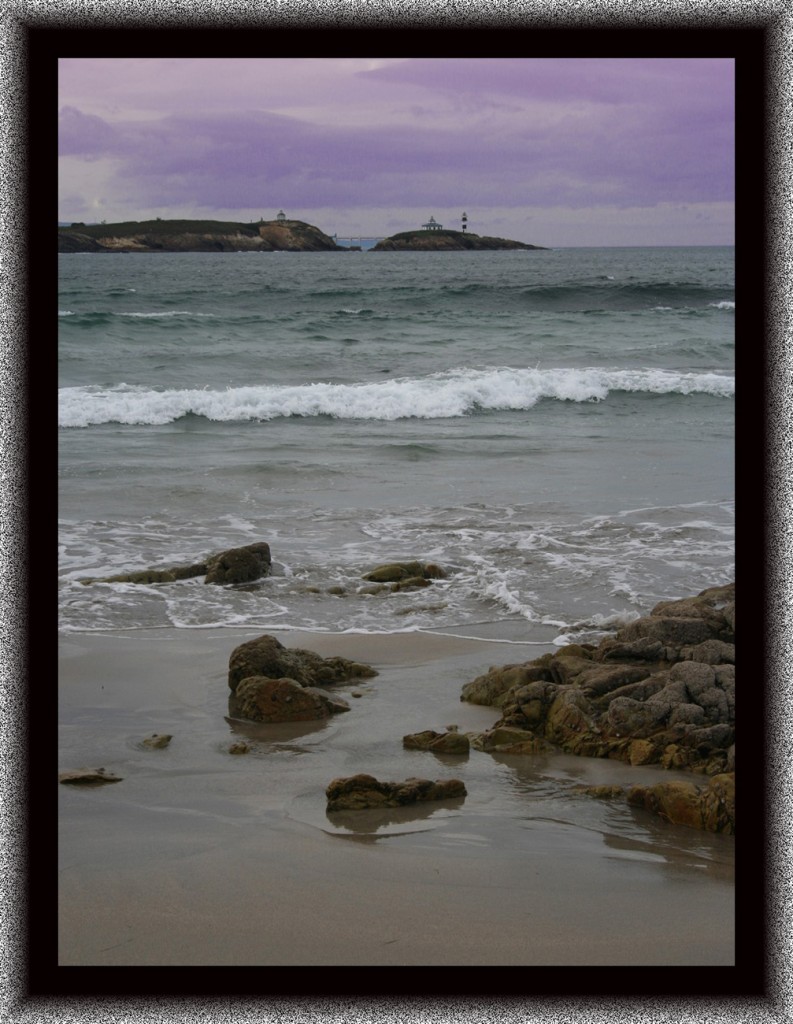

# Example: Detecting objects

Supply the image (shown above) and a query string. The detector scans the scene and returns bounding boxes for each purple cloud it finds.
[58,57,734,242]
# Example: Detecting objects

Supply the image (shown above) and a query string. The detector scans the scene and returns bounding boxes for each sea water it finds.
[58,246,734,640]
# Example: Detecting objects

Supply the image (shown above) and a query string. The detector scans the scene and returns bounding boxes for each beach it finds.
[58,627,735,967]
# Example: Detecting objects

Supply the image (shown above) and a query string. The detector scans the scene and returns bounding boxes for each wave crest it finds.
[58,366,735,428]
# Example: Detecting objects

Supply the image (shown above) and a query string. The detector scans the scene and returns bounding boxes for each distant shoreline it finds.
[57,217,546,253]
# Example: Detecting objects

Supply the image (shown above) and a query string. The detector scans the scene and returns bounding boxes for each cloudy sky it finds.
[58,57,734,247]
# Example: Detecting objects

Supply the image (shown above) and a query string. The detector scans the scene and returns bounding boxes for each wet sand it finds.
[58,628,735,967]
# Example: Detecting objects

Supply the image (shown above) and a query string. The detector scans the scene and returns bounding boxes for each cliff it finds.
[372,230,546,251]
[57,218,347,253]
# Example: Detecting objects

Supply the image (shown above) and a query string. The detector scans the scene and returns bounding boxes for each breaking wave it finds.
[58,365,735,428]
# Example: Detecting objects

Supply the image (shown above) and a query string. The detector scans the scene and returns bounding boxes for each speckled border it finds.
[3,3,790,1021]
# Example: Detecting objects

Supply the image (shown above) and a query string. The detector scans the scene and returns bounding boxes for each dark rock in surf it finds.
[362,561,447,583]
[81,541,272,586]
[203,542,272,585]
[325,774,467,811]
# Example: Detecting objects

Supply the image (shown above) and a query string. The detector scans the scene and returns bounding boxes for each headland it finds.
[58,218,546,253]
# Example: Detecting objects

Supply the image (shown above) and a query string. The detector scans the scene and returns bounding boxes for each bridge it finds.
[333,235,386,249]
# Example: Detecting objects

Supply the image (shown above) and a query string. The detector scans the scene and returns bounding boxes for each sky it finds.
[58,57,735,247]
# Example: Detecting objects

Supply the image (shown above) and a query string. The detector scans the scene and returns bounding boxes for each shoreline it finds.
[58,626,735,966]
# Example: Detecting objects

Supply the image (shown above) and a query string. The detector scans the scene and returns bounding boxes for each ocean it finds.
[58,246,734,642]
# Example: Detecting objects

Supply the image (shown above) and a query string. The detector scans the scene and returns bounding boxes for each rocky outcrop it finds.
[229,676,350,723]
[325,774,466,811]
[227,634,377,693]
[372,230,546,251]
[58,218,347,253]
[255,219,344,252]
[82,542,272,587]
[462,584,736,824]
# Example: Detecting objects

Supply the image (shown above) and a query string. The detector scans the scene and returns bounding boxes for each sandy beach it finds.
[58,628,735,967]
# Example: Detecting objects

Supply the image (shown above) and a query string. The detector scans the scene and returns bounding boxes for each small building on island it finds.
[276,210,286,222]
[422,216,442,231]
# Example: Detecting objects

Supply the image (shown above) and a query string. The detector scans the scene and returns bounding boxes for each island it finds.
[371,229,546,251]
[57,218,548,254]
[57,218,348,253]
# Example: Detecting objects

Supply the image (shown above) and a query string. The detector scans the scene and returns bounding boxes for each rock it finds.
[457,583,738,818]
[325,774,466,811]
[228,741,251,755]
[611,615,716,655]
[573,785,626,800]
[59,768,123,785]
[606,696,671,739]
[683,639,735,665]
[627,773,735,834]
[203,542,271,585]
[362,561,447,583]
[141,733,172,749]
[390,576,432,592]
[402,729,470,754]
[471,726,554,755]
[600,637,666,662]
[575,663,654,698]
[227,634,377,693]
[460,661,552,707]
[229,676,350,723]
[83,563,209,585]
[82,541,271,586]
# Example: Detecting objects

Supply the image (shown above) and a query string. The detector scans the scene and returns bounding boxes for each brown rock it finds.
[141,734,172,749]
[574,785,625,800]
[363,561,447,583]
[460,662,552,706]
[204,542,272,585]
[325,774,466,811]
[228,741,251,754]
[457,583,736,783]
[230,676,349,723]
[228,634,377,692]
[472,726,553,754]
[627,773,735,834]
[402,730,470,754]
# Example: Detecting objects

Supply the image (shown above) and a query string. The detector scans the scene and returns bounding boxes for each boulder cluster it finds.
[460,583,735,833]
[227,633,377,724]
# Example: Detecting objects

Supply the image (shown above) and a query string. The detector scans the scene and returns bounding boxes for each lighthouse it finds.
[461,211,468,233]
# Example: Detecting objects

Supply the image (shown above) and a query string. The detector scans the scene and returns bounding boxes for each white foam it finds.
[58,366,736,427]
[118,310,216,318]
